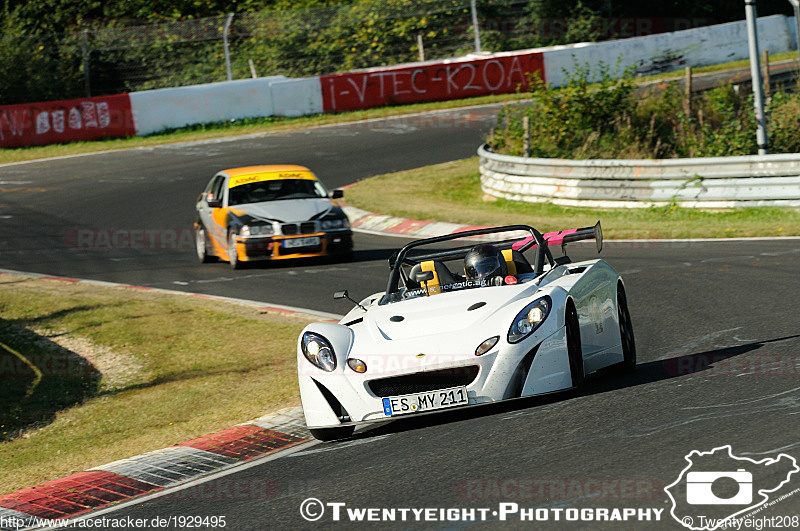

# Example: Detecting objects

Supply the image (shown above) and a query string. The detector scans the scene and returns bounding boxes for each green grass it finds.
[0,275,317,495]
[344,157,800,239]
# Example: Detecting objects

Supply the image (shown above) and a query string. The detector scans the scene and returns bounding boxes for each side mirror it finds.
[329,189,344,199]
[334,289,367,311]
[413,270,435,283]
[594,221,603,253]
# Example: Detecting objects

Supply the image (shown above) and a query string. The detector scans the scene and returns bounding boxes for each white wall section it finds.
[542,15,796,87]
[269,78,324,117]
[129,76,292,135]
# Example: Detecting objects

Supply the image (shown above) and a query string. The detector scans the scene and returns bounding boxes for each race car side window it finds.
[207,175,225,204]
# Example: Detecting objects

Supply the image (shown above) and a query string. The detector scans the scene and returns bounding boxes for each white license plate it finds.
[283,236,320,249]
[382,386,468,417]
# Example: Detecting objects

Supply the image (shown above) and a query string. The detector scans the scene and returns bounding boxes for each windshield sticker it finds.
[229,171,315,188]
[401,278,501,299]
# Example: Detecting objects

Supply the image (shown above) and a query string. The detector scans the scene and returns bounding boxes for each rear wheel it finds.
[617,284,636,373]
[309,425,355,442]
[195,224,214,263]
[228,231,241,270]
[566,302,584,390]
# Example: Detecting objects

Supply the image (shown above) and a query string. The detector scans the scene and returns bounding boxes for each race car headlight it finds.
[321,218,347,230]
[241,224,274,237]
[508,296,551,344]
[301,332,337,372]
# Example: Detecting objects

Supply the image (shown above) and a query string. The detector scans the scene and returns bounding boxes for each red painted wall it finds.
[321,52,545,112]
[0,94,135,148]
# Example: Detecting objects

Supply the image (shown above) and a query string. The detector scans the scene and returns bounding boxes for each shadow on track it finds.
[228,247,397,271]
[336,334,800,443]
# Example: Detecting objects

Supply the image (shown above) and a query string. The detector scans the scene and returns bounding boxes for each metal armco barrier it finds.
[478,144,800,208]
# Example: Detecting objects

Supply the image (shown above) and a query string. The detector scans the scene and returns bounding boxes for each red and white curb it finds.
[343,205,492,240]
[0,408,309,528]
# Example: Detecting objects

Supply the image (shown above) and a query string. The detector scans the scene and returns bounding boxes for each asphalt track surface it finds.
[2,106,799,529]
[0,106,498,314]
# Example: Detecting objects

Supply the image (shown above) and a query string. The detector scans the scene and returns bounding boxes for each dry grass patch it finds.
[0,275,317,494]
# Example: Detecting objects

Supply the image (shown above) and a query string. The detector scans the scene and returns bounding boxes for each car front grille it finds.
[367,365,480,397]
[281,222,318,235]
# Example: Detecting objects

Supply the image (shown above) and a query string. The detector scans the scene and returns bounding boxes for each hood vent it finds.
[467,302,486,311]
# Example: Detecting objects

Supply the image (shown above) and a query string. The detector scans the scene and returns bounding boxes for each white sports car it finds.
[297,223,635,441]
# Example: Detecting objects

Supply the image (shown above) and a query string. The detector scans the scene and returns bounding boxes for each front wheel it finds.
[228,231,241,270]
[309,425,355,442]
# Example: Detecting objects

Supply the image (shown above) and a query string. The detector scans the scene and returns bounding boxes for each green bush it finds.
[488,67,800,159]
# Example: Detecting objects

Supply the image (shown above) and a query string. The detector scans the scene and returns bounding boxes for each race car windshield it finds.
[229,179,327,206]
[466,256,502,279]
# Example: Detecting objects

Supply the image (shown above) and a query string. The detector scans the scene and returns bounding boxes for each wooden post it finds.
[248,59,258,79]
[417,34,425,62]
[684,66,692,117]
[762,49,771,103]
[523,116,531,158]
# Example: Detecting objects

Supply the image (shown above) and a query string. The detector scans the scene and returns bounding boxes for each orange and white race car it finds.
[194,165,353,268]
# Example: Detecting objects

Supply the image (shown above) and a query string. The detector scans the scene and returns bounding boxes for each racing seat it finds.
[501,249,533,275]
[408,260,457,295]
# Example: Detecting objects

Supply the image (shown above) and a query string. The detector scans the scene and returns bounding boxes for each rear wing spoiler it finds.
[512,221,603,253]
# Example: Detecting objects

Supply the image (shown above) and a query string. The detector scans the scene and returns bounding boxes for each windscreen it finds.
[229,179,327,206]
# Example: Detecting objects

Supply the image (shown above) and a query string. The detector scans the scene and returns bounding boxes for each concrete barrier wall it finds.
[0,95,135,148]
[479,145,800,208]
[270,78,324,118]
[320,51,544,112]
[129,76,287,136]
[542,15,795,87]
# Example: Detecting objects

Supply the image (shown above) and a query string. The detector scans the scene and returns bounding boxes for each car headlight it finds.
[301,332,337,372]
[508,296,551,344]
[321,218,347,230]
[241,224,274,237]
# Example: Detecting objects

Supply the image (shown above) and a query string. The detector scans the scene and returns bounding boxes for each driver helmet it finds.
[464,244,507,282]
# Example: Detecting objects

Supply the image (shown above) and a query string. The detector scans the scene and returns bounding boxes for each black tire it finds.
[309,425,355,442]
[195,224,214,264]
[566,301,584,390]
[617,284,636,373]
[227,231,241,270]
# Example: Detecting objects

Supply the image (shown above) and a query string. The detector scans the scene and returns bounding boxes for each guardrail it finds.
[478,144,800,208]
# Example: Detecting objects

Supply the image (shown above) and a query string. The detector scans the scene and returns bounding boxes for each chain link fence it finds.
[0,0,713,105]
[0,0,543,104]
